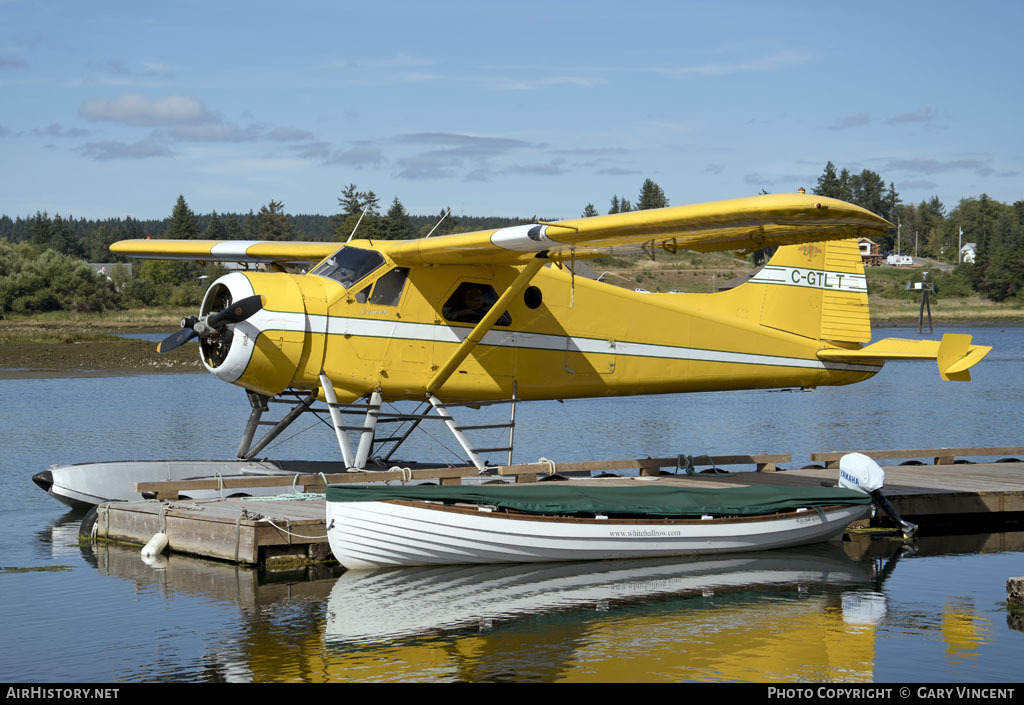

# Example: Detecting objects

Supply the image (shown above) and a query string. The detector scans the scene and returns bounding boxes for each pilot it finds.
[448,287,489,322]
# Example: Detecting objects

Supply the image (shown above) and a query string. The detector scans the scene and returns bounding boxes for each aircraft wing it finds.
[109,238,338,264]
[378,193,893,265]
[109,193,890,267]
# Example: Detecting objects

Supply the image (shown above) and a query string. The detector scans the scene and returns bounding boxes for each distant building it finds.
[960,243,977,264]
[857,237,883,266]
[88,262,131,279]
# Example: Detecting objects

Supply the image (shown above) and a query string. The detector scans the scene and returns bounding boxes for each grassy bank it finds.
[0,311,201,376]
[0,307,183,332]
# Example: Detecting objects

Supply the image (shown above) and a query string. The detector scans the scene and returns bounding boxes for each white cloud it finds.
[78,93,215,126]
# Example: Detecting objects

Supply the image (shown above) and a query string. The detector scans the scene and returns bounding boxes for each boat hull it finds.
[326,498,871,569]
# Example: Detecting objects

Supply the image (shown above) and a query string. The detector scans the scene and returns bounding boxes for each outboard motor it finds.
[839,452,918,537]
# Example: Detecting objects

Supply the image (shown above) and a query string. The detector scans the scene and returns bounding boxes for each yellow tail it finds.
[750,239,871,343]
[740,239,992,380]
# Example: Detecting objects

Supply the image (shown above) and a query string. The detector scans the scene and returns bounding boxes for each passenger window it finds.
[354,286,370,304]
[442,282,511,326]
[369,268,409,306]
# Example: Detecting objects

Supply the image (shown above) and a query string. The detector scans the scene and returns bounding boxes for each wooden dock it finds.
[88,447,1024,566]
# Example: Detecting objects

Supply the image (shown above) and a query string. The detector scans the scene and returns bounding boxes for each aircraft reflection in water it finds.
[80,534,1019,682]
[321,543,885,682]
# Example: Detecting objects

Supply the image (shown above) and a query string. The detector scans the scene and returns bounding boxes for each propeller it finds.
[157,294,265,354]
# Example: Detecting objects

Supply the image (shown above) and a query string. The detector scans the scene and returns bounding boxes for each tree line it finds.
[1,172,1022,317]
[813,161,1024,302]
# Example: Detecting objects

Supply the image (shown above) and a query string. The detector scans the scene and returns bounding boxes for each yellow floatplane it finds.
[107,191,989,475]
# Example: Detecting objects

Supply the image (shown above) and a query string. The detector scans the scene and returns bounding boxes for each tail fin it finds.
[744,239,992,380]
[749,239,870,343]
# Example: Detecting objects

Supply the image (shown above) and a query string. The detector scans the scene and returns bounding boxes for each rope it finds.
[258,517,329,540]
[537,457,557,475]
[389,466,413,483]
[674,454,727,475]
[676,454,696,475]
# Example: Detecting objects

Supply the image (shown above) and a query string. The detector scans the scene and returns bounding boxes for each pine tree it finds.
[205,211,226,240]
[382,197,414,240]
[582,204,598,218]
[338,184,365,216]
[609,196,620,214]
[256,200,294,241]
[167,195,200,240]
[637,179,668,210]
[28,212,52,250]
[814,162,844,199]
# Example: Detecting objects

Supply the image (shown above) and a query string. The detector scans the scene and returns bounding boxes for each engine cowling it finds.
[199,271,306,396]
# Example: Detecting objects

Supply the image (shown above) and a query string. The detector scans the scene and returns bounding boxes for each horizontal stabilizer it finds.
[816,333,991,382]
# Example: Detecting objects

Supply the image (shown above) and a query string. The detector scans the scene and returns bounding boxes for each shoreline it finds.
[0,337,204,378]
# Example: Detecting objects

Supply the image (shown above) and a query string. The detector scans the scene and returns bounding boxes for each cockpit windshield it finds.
[310,246,385,289]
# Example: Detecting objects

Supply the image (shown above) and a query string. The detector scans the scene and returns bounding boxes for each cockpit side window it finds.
[368,268,409,306]
[310,247,385,289]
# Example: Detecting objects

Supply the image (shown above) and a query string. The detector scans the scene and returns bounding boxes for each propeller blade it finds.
[157,327,198,354]
[207,294,265,329]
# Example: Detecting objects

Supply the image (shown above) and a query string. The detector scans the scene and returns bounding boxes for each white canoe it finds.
[325,482,874,569]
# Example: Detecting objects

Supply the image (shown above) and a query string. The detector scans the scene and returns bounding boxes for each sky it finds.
[1,1,1022,222]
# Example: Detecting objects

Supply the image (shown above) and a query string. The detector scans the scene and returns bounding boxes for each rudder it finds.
[748,239,871,343]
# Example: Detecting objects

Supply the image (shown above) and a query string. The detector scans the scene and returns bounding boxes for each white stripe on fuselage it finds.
[244,308,881,374]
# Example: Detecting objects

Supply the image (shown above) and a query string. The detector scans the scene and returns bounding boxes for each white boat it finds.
[325,481,874,569]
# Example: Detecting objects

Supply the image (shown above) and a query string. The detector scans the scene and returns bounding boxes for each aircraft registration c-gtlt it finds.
[111,192,991,471]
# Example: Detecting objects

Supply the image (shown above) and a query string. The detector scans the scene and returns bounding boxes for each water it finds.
[1,326,1022,683]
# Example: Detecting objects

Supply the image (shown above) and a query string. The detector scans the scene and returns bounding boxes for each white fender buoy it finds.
[141,532,169,558]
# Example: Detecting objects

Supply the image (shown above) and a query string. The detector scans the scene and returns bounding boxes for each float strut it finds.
[320,372,356,469]
[353,390,382,470]
[426,394,486,472]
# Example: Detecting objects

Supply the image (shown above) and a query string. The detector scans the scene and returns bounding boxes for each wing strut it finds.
[426,254,547,395]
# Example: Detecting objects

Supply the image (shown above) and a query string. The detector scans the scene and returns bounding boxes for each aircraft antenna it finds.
[570,245,576,308]
[424,208,451,238]
[346,209,367,242]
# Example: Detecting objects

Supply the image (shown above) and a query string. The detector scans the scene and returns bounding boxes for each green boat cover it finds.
[325,484,872,517]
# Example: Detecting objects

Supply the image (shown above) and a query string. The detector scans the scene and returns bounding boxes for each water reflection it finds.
[323,543,885,682]
[74,530,1024,682]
